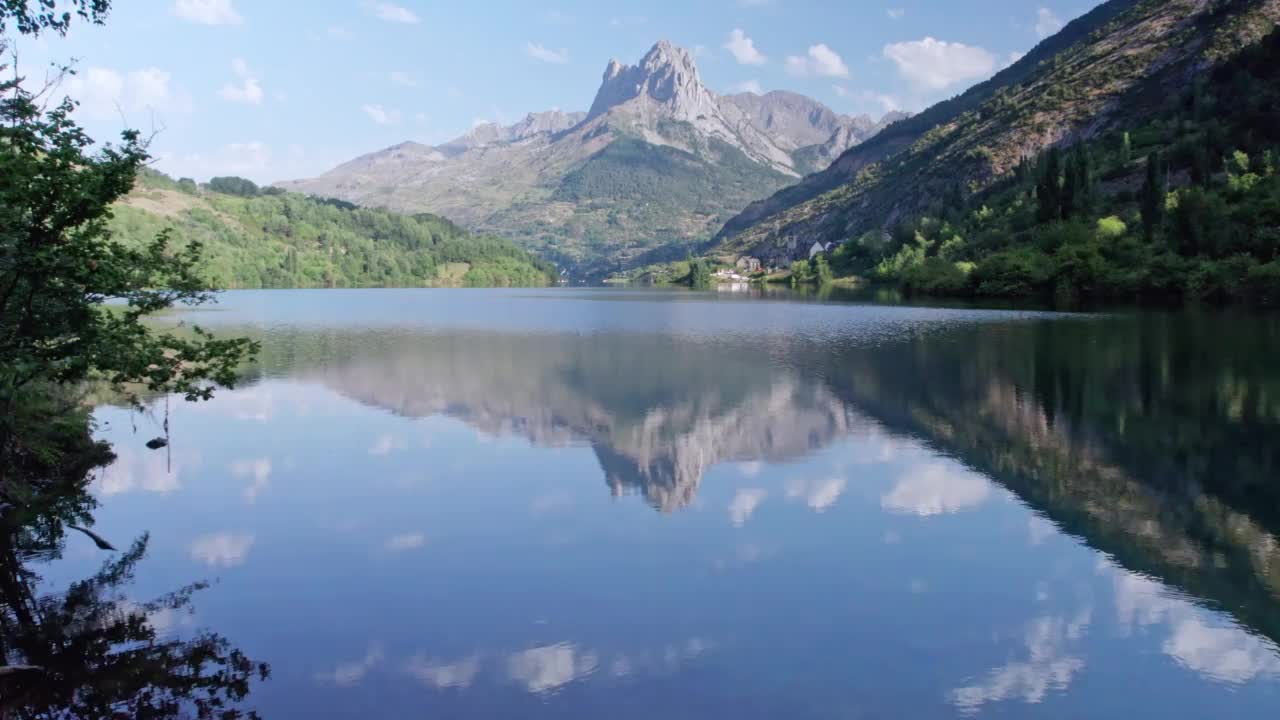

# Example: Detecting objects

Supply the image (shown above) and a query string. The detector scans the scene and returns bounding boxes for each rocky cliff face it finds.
[588,42,715,122]
[280,41,898,275]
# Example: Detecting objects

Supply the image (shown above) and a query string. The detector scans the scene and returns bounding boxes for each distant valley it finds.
[281,41,904,277]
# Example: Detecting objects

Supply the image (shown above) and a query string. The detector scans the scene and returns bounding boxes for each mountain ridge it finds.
[280,40,902,275]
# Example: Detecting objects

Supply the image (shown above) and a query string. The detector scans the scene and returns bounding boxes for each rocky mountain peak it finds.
[587,40,714,121]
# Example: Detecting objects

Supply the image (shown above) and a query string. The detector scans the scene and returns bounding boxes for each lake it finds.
[68,288,1280,718]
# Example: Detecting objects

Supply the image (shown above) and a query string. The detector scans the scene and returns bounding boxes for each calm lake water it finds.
[66,288,1280,718]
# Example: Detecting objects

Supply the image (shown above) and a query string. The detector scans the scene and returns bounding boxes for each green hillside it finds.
[713,0,1280,302]
[110,170,557,289]
[821,22,1280,303]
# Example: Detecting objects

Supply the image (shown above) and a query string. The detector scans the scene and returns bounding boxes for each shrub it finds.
[1096,216,1127,239]
[900,257,971,294]
[971,248,1053,296]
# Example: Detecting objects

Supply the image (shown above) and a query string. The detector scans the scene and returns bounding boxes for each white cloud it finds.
[369,434,405,455]
[389,71,417,87]
[385,532,426,552]
[1027,515,1056,545]
[525,42,569,64]
[318,645,384,687]
[875,94,903,112]
[368,2,419,24]
[951,613,1090,713]
[406,654,482,688]
[807,478,847,511]
[219,58,263,105]
[1035,8,1064,39]
[65,66,193,121]
[1164,618,1280,684]
[362,104,403,125]
[725,29,767,65]
[172,0,242,25]
[887,7,905,20]
[110,600,194,637]
[785,44,850,78]
[732,79,764,95]
[508,643,598,693]
[832,84,849,97]
[230,457,271,504]
[1109,563,1280,684]
[854,90,904,113]
[729,489,767,526]
[785,477,847,513]
[327,25,352,39]
[189,532,255,568]
[883,37,997,91]
[881,462,992,516]
[96,445,182,496]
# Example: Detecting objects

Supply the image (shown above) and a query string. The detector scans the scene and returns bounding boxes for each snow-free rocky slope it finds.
[281,41,901,275]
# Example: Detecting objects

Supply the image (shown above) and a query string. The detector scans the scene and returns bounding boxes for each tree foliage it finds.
[0,4,269,717]
[206,175,261,198]
[0,0,109,36]
[817,26,1280,305]
[113,171,557,289]
[0,80,256,411]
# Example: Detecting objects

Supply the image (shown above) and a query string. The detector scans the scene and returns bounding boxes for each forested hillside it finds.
[111,170,556,289]
[823,24,1280,302]
[714,0,1280,303]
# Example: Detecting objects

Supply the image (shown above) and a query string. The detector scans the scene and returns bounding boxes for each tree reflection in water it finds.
[0,392,269,719]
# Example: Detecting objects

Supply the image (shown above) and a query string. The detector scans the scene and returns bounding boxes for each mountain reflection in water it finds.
[80,291,1280,718]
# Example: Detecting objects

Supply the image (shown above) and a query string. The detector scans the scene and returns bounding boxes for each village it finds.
[710,240,838,284]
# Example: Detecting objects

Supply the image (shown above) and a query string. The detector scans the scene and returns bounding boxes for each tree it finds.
[0,82,256,416]
[687,259,712,287]
[0,4,269,715]
[1121,131,1132,166]
[813,254,833,285]
[1,535,271,719]
[1140,151,1167,242]
[1036,148,1063,222]
[0,0,109,36]
[1062,146,1094,219]
[207,176,261,197]
[789,259,811,285]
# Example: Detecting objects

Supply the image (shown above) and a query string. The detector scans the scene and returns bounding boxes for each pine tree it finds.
[1036,148,1063,223]
[1140,151,1167,242]
[1121,131,1132,166]
[1062,146,1093,219]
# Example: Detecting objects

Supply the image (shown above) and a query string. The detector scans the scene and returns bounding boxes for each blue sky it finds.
[9,0,1097,183]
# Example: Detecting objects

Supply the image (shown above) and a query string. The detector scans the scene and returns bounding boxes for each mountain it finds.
[111,169,556,288]
[281,41,900,276]
[714,0,1280,267]
[722,92,909,174]
[438,110,586,156]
